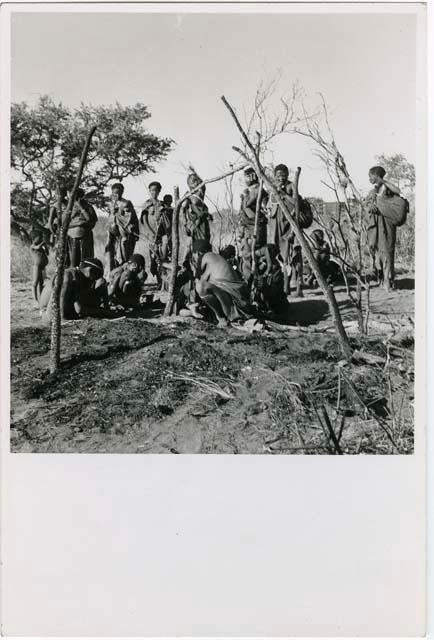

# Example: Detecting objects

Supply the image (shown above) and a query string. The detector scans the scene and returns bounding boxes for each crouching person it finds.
[108,253,147,309]
[39,258,111,322]
[192,239,252,328]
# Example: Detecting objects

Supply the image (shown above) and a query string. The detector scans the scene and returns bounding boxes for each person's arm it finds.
[261,246,273,276]
[381,179,401,196]
[108,271,122,298]
[141,204,155,235]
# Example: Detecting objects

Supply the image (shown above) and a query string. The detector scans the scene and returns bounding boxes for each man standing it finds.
[267,164,312,297]
[66,188,98,267]
[365,165,407,291]
[181,172,212,250]
[239,167,268,247]
[105,183,139,270]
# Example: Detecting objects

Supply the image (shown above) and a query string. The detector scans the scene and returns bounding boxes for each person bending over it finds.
[108,253,147,309]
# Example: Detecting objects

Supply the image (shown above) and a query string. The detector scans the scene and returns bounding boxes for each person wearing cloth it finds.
[181,172,213,251]
[105,183,139,270]
[365,165,408,291]
[306,229,340,288]
[66,188,98,267]
[39,258,110,322]
[30,226,50,303]
[141,184,173,286]
[267,163,313,297]
[192,239,252,328]
[108,253,147,309]
[253,243,288,315]
[238,167,269,247]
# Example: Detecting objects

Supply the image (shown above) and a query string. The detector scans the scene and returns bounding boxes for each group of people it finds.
[30,160,407,327]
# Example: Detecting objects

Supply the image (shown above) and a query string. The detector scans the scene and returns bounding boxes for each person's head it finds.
[274,164,289,188]
[111,183,124,200]
[127,253,145,274]
[244,167,258,187]
[312,229,324,244]
[80,258,104,281]
[148,182,162,199]
[163,194,173,206]
[191,239,211,267]
[187,172,205,197]
[369,166,386,185]
[220,244,236,261]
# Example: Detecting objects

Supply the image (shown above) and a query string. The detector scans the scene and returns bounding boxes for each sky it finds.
[11,9,417,209]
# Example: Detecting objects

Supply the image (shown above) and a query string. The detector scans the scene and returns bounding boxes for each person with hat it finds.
[107,253,147,309]
[39,258,111,322]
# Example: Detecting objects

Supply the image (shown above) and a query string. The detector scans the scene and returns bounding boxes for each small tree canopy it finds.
[375,153,415,191]
[11,96,175,233]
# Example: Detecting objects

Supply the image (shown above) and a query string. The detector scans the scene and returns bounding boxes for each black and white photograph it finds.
[8,4,421,455]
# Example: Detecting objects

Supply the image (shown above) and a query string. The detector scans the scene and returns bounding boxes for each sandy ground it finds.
[10,272,414,454]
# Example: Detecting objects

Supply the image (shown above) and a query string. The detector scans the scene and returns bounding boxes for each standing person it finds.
[141,184,173,286]
[105,183,139,271]
[238,167,268,247]
[181,172,212,252]
[267,164,312,297]
[365,165,407,291]
[47,187,68,244]
[30,226,50,303]
[66,188,98,268]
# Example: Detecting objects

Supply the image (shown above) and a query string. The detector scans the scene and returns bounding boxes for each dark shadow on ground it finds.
[394,277,415,291]
[278,298,329,326]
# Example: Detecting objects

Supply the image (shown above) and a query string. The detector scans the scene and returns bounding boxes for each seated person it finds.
[307,229,340,287]
[219,244,241,275]
[108,253,147,309]
[39,258,111,322]
[253,244,288,315]
[191,239,252,328]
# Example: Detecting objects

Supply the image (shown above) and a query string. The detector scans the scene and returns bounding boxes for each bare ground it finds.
[10,272,414,454]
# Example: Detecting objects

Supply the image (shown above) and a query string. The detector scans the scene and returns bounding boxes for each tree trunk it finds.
[49,126,97,374]
[164,186,180,317]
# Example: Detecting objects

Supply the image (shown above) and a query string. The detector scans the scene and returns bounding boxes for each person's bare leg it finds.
[196,281,229,327]
[32,264,40,304]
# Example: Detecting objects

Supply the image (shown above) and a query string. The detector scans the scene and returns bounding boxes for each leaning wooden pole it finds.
[220,95,352,360]
[49,126,97,374]
[164,186,180,317]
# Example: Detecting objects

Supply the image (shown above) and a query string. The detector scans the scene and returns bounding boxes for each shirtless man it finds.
[191,239,252,327]
[239,167,268,246]
[108,253,147,309]
[39,258,111,322]
[105,183,139,270]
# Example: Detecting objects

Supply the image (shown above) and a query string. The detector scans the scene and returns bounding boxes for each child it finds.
[30,227,50,303]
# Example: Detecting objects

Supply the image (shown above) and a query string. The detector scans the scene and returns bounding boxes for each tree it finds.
[11,96,174,235]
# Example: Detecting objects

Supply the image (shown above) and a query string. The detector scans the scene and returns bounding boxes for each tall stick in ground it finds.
[221,95,352,360]
[250,178,263,296]
[49,126,97,374]
[164,185,180,317]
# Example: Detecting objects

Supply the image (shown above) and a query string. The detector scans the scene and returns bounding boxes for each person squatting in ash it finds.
[39,258,111,322]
